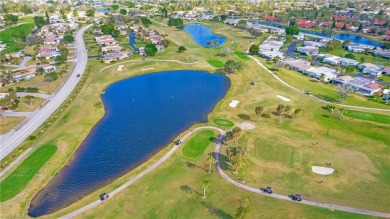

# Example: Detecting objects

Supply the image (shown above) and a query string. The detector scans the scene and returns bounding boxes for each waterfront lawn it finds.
[234,51,250,60]
[0,144,57,202]
[0,23,35,54]
[344,109,390,124]
[212,118,234,127]
[207,59,224,68]
[0,117,24,135]
[182,130,215,158]
[326,48,389,66]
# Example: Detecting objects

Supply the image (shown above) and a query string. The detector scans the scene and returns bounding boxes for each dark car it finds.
[174,140,182,145]
[99,193,109,201]
[263,187,273,194]
[291,194,302,202]
[305,91,311,95]
[76,74,81,77]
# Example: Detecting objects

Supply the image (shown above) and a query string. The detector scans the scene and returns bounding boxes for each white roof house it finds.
[358,63,385,76]
[323,55,342,65]
[306,66,338,82]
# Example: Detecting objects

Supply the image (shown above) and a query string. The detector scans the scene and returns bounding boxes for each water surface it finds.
[184,24,226,48]
[28,70,230,217]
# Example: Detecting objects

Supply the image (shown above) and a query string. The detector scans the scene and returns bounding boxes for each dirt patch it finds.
[240,122,256,130]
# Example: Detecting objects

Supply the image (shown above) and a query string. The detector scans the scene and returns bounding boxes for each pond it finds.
[128,32,139,51]
[183,24,227,48]
[253,21,383,47]
[28,70,230,217]
[96,8,109,13]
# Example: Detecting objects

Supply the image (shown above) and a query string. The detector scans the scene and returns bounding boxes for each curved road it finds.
[0,24,92,161]
[248,55,390,112]
[60,126,389,218]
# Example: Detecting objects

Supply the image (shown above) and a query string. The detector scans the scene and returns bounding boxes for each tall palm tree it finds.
[207,154,215,174]
[276,104,285,123]
[201,180,210,199]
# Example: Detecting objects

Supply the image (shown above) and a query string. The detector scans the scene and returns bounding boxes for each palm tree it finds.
[232,127,242,144]
[255,106,263,122]
[207,154,215,174]
[201,180,210,199]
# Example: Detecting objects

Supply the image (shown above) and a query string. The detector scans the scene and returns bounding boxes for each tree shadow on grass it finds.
[269,67,279,72]
[201,201,233,219]
[261,113,270,118]
[237,114,250,120]
[180,185,202,196]
[215,153,230,171]
[186,162,208,172]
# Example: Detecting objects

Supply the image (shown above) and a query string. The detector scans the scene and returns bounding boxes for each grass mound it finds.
[234,51,250,60]
[182,130,215,158]
[0,144,57,202]
[213,118,234,127]
[344,110,390,124]
[207,59,224,68]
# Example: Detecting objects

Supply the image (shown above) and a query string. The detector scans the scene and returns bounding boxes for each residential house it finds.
[5,51,24,59]
[0,93,9,99]
[12,65,37,82]
[156,45,165,52]
[383,67,390,75]
[37,46,61,59]
[139,47,146,56]
[103,51,132,63]
[280,59,312,73]
[347,44,365,53]
[102,44,122,53]
[323,55,342,65]
[304,40,326,48]
[40,64,56,73]
[297,46,319,55]
[383,89,390,100]
[306,66,338,82]
[95,35,117,45]
[338,58,359,67]
[333,76,381,95]
[358,63,385,76]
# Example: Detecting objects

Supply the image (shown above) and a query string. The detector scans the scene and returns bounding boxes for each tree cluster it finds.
[145,43,158,56]
[168,18,184,29]
[0,91,19,110]
[285,26,299,36]
[224,60,243,73]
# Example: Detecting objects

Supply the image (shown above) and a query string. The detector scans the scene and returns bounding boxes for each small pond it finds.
[28,70,230,217]
[183,24,227,48]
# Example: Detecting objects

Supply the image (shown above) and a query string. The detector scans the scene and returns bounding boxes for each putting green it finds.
[213,118,234,127]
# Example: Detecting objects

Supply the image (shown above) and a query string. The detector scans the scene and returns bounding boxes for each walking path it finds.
[16,92,51,99]
[59,126,390,218]
[99,58,197,73]
[0,111,34,117]
[248,55,390,112]
[0,147,32,178]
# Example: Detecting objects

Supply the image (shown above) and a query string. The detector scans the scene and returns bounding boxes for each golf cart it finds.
[263,187,273,194]
[99,193,109,201]
[291,194,302,202]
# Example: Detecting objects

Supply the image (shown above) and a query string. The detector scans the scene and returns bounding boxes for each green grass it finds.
[134,43,146,48]
[0,144,57,202]
[254,138,296,167]
[344,110,390,124]
[207,59,224,68]
[325,48,389,66]
[0,23,34,54]
[212,118,234,127]
[182,130,215,158]
[377,75,390,83]
[234,51,250,60]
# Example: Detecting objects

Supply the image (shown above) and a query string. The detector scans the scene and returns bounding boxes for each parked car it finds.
[291,194,302,201]
[76,74,81,77]
[99,193,109,201]
[174,140,182,145]
[263,187,273,194]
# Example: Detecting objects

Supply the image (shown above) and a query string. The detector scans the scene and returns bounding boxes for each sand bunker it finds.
[229,100,239,108]
[240,122,256,130]
[276,95,290,102]
[117,65,124,71]
[312,166,335,175]
[142,67,155,71]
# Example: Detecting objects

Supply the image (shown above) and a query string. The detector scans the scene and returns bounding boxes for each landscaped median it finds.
[0,144,57,202]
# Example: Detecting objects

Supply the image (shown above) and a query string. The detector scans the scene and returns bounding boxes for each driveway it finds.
[284,41,298,57]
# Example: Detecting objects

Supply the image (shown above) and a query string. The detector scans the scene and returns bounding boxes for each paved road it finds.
[284,41,298,57]
[249,55,390,112]
[0,24,92,161]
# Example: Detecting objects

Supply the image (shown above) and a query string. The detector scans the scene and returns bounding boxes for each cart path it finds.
[59,126,389,218]
[248,55,390,112]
